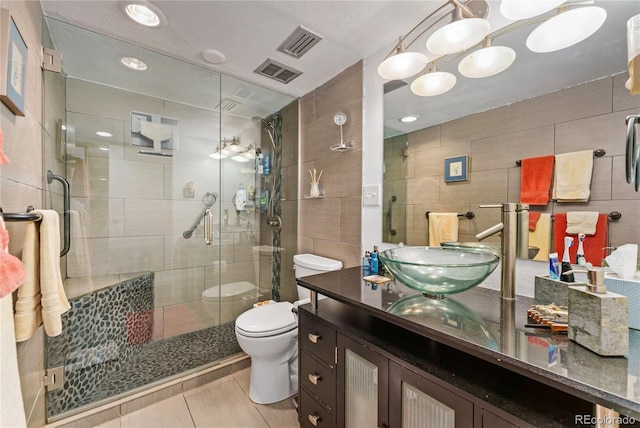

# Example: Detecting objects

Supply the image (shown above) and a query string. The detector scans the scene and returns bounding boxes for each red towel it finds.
[554,213,608,266]
[520,155,555,205]
[529,212,542,231]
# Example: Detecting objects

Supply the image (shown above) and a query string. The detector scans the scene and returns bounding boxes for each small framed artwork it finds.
[444,155,469,183]
[1,8,28,117]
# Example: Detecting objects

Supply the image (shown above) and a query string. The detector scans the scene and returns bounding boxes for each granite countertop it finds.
[297,267,640,419]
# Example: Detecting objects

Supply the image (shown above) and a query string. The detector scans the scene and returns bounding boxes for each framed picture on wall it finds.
[1,8,28,117]
[444,155,468,183]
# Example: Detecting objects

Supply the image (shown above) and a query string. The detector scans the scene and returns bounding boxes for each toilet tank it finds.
[293,254,343,278]
[293,254,342,300]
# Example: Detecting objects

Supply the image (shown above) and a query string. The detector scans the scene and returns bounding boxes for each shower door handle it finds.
[204,209,213,245]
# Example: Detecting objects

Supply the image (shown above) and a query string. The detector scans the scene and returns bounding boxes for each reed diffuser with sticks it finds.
[309,168,322,197]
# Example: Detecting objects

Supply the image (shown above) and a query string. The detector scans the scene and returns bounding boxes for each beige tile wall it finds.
[299,62,363,268]
[385,75,640,261]
[0,2,49,426]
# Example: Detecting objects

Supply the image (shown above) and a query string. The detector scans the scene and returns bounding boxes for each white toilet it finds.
[234,254,342,404]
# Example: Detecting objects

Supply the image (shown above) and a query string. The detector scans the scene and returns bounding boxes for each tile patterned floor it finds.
[94,368,300,428]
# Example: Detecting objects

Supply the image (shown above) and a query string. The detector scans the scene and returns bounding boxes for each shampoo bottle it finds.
[235,184,246,211]
[259,185,268,213]
[264,151,270,175]
[257,151,264,174]
[370,251,379,273]
[560,237,575,282]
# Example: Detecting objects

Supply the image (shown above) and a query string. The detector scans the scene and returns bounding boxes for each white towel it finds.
[428,213,459,246]
[14,210,70,341]
[552,150,593,202]
[0,295,27,427]
[566,211,599,235]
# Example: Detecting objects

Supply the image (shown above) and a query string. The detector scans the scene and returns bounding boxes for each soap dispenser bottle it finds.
[235,184,246,211]
[560,237,575,282]
[567,266,629,356]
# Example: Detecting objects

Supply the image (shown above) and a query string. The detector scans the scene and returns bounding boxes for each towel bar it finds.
[0,206,42,222]
[515,149,606,166]
[425,211,475,220]
[550,211,622,220]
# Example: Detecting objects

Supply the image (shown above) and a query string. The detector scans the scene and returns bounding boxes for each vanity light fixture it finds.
[400,115,420,123]
[223,136,244,153]
[379,0,608,100]
[98,147,110,151]
[378,0,488,81]
[121,56,147,71]
[458,37,516,78]
[526,6,607,53]
[410,66,457,96]
[120,1,167,28]
[96,131,113,137]
[378,41,428,80]
[426,4,490,55]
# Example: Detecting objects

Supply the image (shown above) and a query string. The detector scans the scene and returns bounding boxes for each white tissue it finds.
[605,244,638,280]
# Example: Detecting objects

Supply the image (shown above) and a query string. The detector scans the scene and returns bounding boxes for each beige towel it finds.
[552,150,593,202]
[1,295,27,427]
[14,210,70,341]
[428,213,459,246]
[529,213,552,262]
[566,211,599,235]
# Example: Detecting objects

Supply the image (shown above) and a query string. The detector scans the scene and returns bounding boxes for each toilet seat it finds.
[235,302,297,338]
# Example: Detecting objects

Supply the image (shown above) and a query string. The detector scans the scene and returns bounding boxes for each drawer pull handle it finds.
[308,414,321,426]
[308,373,321,385]
[308,333,321,343]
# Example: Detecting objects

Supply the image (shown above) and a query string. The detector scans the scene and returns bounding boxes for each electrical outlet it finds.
[363,184,381,206]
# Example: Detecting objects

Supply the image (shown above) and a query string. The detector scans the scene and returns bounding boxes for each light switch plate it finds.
[363,184,381,206]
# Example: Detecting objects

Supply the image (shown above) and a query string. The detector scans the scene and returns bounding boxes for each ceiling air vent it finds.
[278,26,323,58]
[254,59,302,84]
[217,98,241,112]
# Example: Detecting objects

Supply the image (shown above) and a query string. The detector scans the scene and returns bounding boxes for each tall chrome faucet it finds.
[476,203,529,299]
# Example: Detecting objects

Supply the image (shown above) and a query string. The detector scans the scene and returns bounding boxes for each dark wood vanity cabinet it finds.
[299,310,336,427]
[298,303,534,428]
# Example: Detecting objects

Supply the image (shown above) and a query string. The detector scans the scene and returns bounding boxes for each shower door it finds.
[43,17,296,421]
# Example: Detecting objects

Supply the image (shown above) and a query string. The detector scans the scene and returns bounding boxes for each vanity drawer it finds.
[299,314,336,366]
[300,350,335,412]
[300,388,335,428]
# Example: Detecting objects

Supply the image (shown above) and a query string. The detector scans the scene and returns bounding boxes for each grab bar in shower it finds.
[387,195,397,236]
[183,192,218,240]
[47,170,71,257]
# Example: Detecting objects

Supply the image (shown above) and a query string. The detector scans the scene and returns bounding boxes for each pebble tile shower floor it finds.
[46,273,241,417]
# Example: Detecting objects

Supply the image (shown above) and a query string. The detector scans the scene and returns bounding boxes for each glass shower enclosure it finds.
[42,18,297,421]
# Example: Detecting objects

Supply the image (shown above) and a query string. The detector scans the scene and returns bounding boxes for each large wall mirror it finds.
[381,1,640,266]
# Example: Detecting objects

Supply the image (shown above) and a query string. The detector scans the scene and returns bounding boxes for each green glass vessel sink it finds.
[379,247,499,298]
[440,241,540,260]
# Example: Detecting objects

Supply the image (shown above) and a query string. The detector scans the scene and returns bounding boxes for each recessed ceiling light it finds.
[399,115,420,123]
[96,131,113,137]
[120,1,167,27]
[121,57,147,71]
[201,49,226,65]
